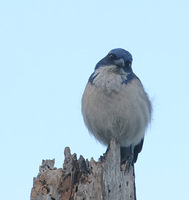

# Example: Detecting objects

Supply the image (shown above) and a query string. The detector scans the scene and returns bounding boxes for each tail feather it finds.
[133,139,144,163]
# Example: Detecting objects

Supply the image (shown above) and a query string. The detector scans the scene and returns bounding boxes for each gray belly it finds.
[82,78,151,147]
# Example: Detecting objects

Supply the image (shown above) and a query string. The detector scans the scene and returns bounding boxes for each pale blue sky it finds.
[0,1,189,200]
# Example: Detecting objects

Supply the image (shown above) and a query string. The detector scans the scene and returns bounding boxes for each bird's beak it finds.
[114,58,125,68]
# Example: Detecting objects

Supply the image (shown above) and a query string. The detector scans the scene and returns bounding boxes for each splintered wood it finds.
[31,139,136,200]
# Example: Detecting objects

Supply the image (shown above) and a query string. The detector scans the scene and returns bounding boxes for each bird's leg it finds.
[121,145,134,172]
[125,146,134,172]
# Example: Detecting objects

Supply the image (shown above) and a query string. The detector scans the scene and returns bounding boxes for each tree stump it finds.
[30,139,136,200]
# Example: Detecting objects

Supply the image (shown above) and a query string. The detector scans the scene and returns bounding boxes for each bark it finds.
[30,139,136,200]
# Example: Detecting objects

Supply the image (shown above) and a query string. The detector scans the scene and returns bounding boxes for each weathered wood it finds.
[31,139,136,200]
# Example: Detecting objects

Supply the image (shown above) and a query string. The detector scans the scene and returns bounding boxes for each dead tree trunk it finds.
[30,139,136,200]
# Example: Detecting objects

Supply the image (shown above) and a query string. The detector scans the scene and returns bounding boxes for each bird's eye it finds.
[108,53,116,60]
[125,60,132,68]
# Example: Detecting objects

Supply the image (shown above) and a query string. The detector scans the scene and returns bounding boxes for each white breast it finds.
[82,66,151,147]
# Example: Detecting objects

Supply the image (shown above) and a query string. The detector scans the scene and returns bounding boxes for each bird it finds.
[81,48,152,169]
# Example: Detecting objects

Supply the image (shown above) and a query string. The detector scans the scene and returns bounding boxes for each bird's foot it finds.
[121,146,134,173]
[124,154,134,173]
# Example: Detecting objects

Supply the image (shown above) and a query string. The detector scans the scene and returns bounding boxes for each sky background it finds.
[0,1,189,199]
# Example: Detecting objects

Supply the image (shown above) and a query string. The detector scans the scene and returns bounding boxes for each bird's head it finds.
[95,48,133,73]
